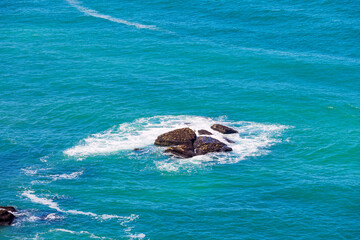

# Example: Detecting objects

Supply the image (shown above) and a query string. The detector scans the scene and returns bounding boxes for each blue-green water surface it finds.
[1,0,359,239]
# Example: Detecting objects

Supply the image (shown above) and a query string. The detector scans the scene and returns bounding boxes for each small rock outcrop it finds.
[198,129,212,135]
[155,128,196,146]
[194,136,232,155]
[211,124,238,134]
[155,124,237,158]
[0,207,16,212]
[0,206,16,226]
[165,144,195,158]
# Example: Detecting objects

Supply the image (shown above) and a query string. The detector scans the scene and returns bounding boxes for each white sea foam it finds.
[40,156,49,163]
[44,213,64,221]
[11,210,38,227]
[26,169,84,185]
[12,210,63,227]
[64,115,200,157]
[64,115,290,171]
[66,0,158,30]
[120,214,146,240]
[31,180,52,185]
[129,233,146,239]
[22,190,138,221]
[21,167,50,176]
[50,229,109,239]
[22,191,145,239]
[49,170,84,181]
[22,190,62,212]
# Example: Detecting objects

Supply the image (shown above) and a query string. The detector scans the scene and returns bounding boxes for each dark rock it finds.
[164,144,195,158]
[0,207,17,212]
[224,137,235,143]
[133,148,143,151]
[211,124,238,134]
[193,136,232,155]
[155,128,196,146]
[0,207,16,226]
[198,129,212,135]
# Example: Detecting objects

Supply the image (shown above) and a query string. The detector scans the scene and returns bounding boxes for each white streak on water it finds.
[65,0,158,30]
[22,190,146,239]
[22,190,107,219]
[21,167,50,176]
[237,46,360,65]
[21,190,142,230]
[44,213,64,221]
[50,229,109,239]
[22,190,62,212]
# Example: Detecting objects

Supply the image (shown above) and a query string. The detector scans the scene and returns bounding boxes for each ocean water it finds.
[1,0,359,239]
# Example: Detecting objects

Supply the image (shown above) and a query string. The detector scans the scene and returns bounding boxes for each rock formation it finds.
[155,128,196,146]
[165,144,195,158]
[194,136,232,155]
[198,129,212,135]
[211,124,238,134]
[155,124,237,158]
[0,206,16,226]
[224,137,235,143]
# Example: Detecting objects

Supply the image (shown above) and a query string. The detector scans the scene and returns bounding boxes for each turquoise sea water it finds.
[1,0,359,239]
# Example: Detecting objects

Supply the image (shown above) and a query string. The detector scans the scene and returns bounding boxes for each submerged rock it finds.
[165,144,195,158]
[198,129,212,135]
[155,128,196,146]
[194,136,232,155]
[0,206,16,226]
[211,124,238,134]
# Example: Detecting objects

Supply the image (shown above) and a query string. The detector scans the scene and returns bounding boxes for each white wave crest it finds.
[66,0,158,30]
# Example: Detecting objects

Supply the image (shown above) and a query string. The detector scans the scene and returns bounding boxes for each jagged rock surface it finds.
[0,207,16,212]
[0,206,16,226]
[198,129,212,135]
[211,124,238,134]
[224,137,235,143]
[154,128,196,146]
[194,136,232,155]
[165,144,195,158]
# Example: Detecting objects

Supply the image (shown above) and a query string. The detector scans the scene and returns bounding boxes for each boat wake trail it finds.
[65,0,158,30]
